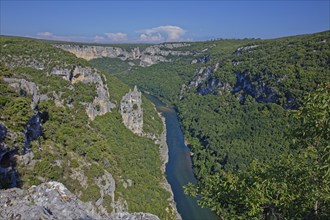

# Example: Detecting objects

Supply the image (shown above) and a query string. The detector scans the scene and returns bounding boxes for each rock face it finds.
[235,45,259,54]
[55,43,193,67]
[232,72,281,104]
[54,45,128,61]
[49,65,116,120]
[1,56,45,70]
[23,112,42,153]
[0,181,160,220]
[70,66,116,120]
[191,54,210,64]
[120,86,143,134]
[110,212,160,220]
[3,78,43,109]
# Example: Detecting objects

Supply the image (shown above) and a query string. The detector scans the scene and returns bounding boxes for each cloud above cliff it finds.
[36,32,96,42]
[33,26,188,43]
[138,25,186,42]
[105,32,128,42]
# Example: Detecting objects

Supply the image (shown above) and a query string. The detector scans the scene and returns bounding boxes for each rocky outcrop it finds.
[55,43,193,67]
[189,67,213,88]
[94,171,116,215]
[0,181,160,220]
[1,56,46,70]
[50,66,72,81]
[180,65,232,98]
[49,65,115,120]
[54,45,128,61]
[232,72,281,103]
[0,124,6,149]
[120,86,143,135]
[235,45,259,54]
[144,45,192,57]
[0,78,45,188]
[3,78,46,109]
[2,77,43,148]
[139,54,168,67]
[191,54,210,64]
[110,212,160,220]
[23,112,42,153]
[160,43,191,49]
[0,145,20,189]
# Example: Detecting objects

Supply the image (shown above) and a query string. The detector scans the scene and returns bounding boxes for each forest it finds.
[0,37,172,218]
[1,30,329,219]
[91,30,330,219]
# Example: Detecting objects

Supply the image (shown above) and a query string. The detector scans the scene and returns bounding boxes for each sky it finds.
[1,0,329,43]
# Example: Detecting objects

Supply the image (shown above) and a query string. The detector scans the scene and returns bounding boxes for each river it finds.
[146,95,218,220]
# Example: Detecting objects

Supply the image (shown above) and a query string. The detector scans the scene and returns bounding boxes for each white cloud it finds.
[94,35,105,43]
[36,32,76,42]
[35,32,106,43]
[139,33,164,42]
[37,32,54,37]
[105,32,128,42]
[138,25,186,42]
[33,27,188,44]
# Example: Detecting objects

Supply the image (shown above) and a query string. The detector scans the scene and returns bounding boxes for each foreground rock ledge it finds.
[0,181,160,220]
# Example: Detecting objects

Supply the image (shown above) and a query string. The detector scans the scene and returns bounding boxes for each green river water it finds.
[146,95,218,220]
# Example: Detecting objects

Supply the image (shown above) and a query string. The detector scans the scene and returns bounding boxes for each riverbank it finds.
[146,94,218,220]
[156,108,182,220]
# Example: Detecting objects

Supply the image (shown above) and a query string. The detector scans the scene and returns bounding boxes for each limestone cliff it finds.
[3,78,47,109]
[120,86,143,135]
[55,43,193,67]
[1,36,176,219]
[0,181,160,220]
[50,65,115,120]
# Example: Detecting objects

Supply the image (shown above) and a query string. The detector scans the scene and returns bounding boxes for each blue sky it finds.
[1,1,329,43]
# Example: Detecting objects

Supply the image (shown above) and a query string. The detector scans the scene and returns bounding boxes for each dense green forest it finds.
[91,31,330,219]
[185,83,330,219]
[0,37,172,218]
[2,30,328,219]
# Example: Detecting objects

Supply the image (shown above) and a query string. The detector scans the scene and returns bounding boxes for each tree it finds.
[185,83,330,219]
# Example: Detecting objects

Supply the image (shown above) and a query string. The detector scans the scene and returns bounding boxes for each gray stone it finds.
[55,44,193,67]
[120,86,143,135]
[3,78,41,109]
[0,182,160,220]
[110,212,160,220]
[49,65,116,120]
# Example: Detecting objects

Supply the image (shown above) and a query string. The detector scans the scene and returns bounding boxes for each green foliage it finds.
[1,36,170,217]
[179,92,290,172]
[185,83,330,219]
[92,112,171,217]
[34,160,63,180]
[292,83,330,148]
[141,95,163,136]
[103,194,113,213]
[0,36,89,69]
[1,96,34,132]
[81,182,101,202]
[90,57,138,74]
[85,163,104,179]
[93,56,199,104]
[90,31,330,219]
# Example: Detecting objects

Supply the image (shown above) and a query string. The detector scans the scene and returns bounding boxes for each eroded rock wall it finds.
[0,181,160,220]
[120,86,143,135]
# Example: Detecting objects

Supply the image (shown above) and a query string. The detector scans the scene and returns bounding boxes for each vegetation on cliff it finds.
[91,31,330,219]
[185,83,330,219]
[0,36,171,218]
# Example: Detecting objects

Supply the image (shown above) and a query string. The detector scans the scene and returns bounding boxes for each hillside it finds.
[87,31,329,218]
[2,30,328,219]
[90,31,329,170]
[0,36,176,219]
